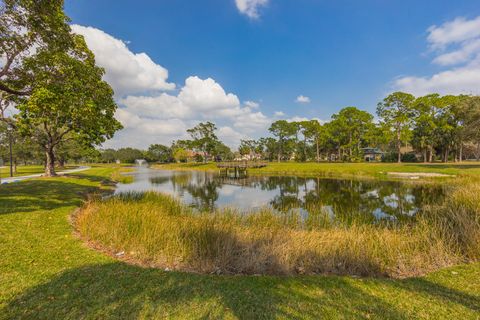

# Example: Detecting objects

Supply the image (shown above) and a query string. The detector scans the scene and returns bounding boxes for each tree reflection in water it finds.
[144,171,445,225]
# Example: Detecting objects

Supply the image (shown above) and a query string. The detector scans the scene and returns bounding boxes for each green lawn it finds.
[0,165,479,319]
[0,165,77,178]
[156,161,480,178]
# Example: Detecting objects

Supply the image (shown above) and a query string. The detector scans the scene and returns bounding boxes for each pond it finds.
[115,167,445,224]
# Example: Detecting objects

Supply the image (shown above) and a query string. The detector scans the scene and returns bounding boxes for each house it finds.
[234,153,261,161]
[361,148,384,162]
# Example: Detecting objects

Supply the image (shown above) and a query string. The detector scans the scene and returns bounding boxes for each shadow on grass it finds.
[0,179,100,215]
[4,262,479,319]
[398,277,480,312]
[2,262,413,319]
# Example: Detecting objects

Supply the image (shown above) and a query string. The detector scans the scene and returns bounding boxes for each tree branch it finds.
[0,81,30,96]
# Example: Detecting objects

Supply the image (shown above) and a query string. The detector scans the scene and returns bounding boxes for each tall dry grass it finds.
[76,182,480,278]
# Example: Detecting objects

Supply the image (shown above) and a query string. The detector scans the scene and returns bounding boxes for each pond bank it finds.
[154,161,480,180]
[76,177,480,278]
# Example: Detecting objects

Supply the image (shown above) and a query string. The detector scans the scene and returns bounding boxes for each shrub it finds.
[382,152,418,162]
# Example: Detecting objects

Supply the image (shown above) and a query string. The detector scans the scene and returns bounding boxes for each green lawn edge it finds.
[155,161,480,176]
[1,165,479,319]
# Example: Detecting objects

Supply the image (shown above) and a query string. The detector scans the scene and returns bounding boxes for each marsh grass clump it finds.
[422,181,480,260]
[76,182,480,278]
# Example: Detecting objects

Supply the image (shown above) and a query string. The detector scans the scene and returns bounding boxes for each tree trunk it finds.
[349,133,352,161]
[428,146,433,162]
[316,139,320,163]
[397,124,402,163]
[303,136,307,162]
[45,146,56,177]
[459,143,463,163]
[423,149,427,163]
[278,140,282,163]
[397,129,402,163]
[443,148,449,163]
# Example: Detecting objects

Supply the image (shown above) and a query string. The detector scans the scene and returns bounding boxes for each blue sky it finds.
[65,0,480,148]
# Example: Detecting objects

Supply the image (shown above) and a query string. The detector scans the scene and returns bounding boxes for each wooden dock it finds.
[217,161,267,178]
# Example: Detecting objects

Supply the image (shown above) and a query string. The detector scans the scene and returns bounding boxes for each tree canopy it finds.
[15,35,122,175]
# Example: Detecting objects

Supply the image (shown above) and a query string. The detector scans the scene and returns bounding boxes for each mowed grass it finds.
[0,164,77,178]
[0,166,479,319]
[156,161,480,178]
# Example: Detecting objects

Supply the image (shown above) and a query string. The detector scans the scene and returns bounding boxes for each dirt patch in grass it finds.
[387,172,455,178]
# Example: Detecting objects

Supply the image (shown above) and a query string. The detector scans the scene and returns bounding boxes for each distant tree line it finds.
[99,92,480,165]
[98,122,235,164]
[239,93,480,163]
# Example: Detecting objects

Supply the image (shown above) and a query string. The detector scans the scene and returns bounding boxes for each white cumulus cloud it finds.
[394,15,480,96]
[296,95,311,103]
[244,100,260,108]
[73,25,277,149]
[71,25,175,97]
[235,0,269,19]
[178,76,240,111]
[427,16,480,49]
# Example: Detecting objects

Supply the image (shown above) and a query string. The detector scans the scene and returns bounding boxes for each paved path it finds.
[0,166,91,184]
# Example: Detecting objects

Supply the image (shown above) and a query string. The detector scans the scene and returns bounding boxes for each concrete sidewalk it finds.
[0,166,91,184]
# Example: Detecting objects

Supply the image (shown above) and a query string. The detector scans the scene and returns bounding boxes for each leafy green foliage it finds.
[330,107,375,161]
[377,92,416,163]
[13,35,122,175]
[269,120,298,162]
[0,0,73,95]
[145,144,172,163]
[187,121,220,162]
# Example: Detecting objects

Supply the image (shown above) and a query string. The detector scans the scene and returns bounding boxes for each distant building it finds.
[234,153,261,161]
[361,148,384,162]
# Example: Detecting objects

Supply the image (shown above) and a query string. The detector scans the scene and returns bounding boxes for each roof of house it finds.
[361,148,384,154]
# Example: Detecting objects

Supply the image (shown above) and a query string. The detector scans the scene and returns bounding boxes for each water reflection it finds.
[116,168,445,224]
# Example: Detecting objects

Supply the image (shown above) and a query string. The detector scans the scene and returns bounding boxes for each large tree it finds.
[187,121,219,163]
[301,120,324,162]
[0,0,72,96]
[146,144,172,163]
[257,137,277,161]
[432,95,464,163]
[412,94,441,162]
[238,139,256,157]
[377,92,415,163]
[459,96,480,160]
[330,107,374,161]
[115,148,144,164]
[269,120,297,162]
[14,35,122,176]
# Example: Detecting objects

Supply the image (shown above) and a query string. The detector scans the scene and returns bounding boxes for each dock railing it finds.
[216,161,268,169]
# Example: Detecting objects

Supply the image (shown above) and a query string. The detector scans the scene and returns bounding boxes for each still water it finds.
[116,167,445,223]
